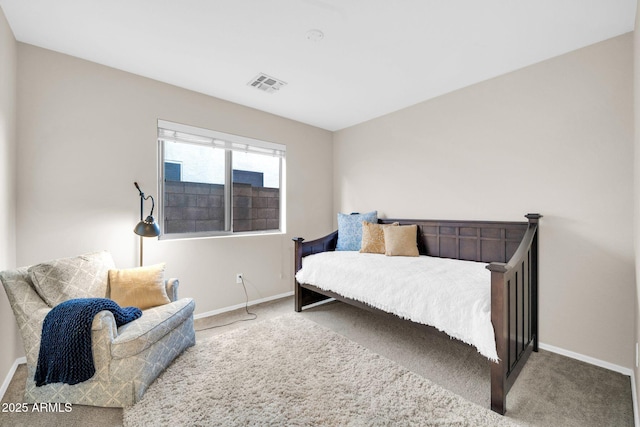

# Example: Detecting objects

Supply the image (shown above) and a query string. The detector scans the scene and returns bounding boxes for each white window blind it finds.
[157,120,286,158]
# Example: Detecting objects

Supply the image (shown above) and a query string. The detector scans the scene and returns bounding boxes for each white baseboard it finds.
[538,342,633,376]
[301,297,336,310]
[0,356,26,401]
[193,291,294,320]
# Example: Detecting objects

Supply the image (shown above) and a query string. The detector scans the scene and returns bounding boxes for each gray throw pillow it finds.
[28,251,115,307]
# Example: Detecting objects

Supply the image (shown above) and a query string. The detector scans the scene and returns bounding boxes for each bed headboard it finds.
[379,217,530,263]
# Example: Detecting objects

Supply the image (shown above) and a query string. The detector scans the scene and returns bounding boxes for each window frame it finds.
[157,120,286,240]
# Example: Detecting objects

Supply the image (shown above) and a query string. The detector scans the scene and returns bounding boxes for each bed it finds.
[293,213,541,415]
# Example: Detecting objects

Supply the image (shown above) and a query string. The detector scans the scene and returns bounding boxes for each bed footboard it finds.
[487,213,541,414]
[293,231,338,311]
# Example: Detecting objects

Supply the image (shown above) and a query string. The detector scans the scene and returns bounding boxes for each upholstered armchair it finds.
[0,251,196,407]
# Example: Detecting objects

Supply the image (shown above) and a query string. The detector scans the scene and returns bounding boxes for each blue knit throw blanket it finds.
[35,298,142,387]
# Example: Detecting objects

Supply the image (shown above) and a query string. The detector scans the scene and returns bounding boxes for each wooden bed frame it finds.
[293,213,541,415]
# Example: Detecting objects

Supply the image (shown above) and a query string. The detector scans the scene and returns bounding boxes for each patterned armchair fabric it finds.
[0,252,196,408]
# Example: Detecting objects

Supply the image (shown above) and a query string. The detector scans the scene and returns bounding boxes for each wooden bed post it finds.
[293,237,305,312]
[488,213,541,415]
[488,262,508,415]
[525,213,541,352]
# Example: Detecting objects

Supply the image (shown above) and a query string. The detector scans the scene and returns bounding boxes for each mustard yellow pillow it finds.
[360,221,399,254]
[383,225,419,257]
[108,263,170,310]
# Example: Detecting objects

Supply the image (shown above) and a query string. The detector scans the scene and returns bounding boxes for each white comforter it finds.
[295,251,498,361]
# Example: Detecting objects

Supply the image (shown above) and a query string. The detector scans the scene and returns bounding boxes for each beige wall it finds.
[334,34,635,368]
[15,44,333,316]
[0,6,20,386]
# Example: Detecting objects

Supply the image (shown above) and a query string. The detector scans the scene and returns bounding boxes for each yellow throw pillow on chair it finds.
[109,263,171,310]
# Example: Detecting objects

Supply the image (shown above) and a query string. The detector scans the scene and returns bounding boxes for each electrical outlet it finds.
[236,273,243,284]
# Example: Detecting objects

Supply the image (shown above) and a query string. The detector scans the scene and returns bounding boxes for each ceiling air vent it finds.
[247,73,286,94]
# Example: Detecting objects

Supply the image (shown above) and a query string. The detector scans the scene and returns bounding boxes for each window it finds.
[158,120,285,238]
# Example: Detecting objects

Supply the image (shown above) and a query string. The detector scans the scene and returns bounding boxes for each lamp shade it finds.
[134,215,161,237]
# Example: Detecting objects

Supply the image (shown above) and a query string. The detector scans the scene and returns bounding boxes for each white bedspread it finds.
[295,251,498,361]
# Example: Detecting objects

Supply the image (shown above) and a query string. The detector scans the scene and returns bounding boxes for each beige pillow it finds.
[108,263,170,310]
[360,221,399,254]
[383,225,419,257]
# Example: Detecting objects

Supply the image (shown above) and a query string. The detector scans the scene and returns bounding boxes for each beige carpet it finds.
[124,314,519,427]
[1,297,634,426]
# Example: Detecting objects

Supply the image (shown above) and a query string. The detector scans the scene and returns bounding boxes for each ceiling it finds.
[0,0,636,131]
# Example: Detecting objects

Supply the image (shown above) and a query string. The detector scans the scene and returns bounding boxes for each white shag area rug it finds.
[124,314,519,427]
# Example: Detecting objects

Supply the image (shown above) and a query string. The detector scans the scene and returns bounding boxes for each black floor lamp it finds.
[134,182,161,266]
